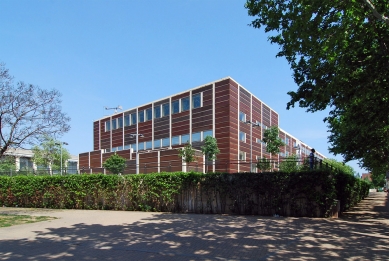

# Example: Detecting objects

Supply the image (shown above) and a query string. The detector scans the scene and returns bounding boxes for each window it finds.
[124,144,130,150]
[124,115,130,126]
[285,137,290,146]
[172,100,179,114]
[181,134,190,144]
[172,136,180,145]
[105,121,111,131]
[154,139,161,149]
[203,130,213,139]
[146,141,152,150]
[138,142,145,151]
[239,111,246,122]
[138,110,145,123]
[192,132,201,142]
[112,119,117,130]
[131,113,137,125]
[130,144,137,152]
[239,151,246,161]
[118,117,123,128]
[181,97,190,112]
[162,137,170,147]
[192,93,201,109]
[239,131,246,142]
[162,103,170,116]
[256,138,261,143]
[154,106,161,119]
[146,108,152,121]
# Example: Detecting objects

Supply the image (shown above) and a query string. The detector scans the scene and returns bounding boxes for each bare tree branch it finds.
[0,63,70,157]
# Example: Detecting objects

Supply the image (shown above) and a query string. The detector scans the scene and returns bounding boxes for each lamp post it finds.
[246,120,260,172]
[56,141,68,175]
[130,133,143,174]
[293,144,301,165]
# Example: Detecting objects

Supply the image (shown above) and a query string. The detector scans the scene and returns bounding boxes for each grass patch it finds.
[0,214,57,227]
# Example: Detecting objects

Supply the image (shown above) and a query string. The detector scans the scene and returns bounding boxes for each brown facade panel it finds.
[111,129,123,147]
[93,121,99,151]
[138,104,152,111]
[79,153,89,168]
[192,84,212,95]
[154,98,169,107]
[171,91,190,100]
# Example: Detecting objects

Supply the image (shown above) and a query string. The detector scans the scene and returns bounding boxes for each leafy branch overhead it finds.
[0,63,70,158]
[245,0,389,171]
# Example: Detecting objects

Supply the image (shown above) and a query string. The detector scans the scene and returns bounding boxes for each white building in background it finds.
[2,148,78,172]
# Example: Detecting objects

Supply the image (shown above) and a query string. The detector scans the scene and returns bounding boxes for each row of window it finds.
[107,130,213,153]
[105,93,202,131]
[239,111,269,129]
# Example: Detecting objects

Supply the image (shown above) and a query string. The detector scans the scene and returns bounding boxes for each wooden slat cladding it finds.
[172,110,190,136]
[138,121,152,143]
[192,84,212,95]
[100,119,110,149]
[90,150,102,167]
[154,98,169,107]
[172,91,190,101]
[112,128,123,147]
[93,121,99,150]
[138,104,152,111]
[262,105,271,127]
[192,105,212,133]
[124,125,137,144]
[79,153,89,168]
[271,110,279,126]
[154,116,169,139]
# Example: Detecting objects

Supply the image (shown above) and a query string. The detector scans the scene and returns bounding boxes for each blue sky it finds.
[0,1,367,175]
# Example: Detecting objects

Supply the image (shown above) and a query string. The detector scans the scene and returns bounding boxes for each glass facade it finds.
[192,93,201,108]
[172,100,179,114]
[154,106,161,119]
[138,111,145,123]
[146,108,152,121]
[181,97,190,112]
[162,103,170,116]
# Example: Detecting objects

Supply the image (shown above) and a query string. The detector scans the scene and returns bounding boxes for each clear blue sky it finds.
[0,1,367,175]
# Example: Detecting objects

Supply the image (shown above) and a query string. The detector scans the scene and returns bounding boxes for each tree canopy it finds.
[178,142,196,164]
[0,63,70,157]
[245,0,389,171]
[32,136,71,171]
[263,126,284,155]
[103,153,126,174]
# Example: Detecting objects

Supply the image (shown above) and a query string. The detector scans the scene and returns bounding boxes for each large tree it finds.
[245,0,389,171]
[32,136,71,172]
[263,126,284,155]
[0,63,70,157]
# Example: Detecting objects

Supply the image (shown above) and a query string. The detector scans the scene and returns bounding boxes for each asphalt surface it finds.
[0,192,388,260]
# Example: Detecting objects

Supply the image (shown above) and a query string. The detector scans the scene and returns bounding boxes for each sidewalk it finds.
[0,192,388,260]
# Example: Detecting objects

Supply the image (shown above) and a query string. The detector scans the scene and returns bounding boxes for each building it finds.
[2,148,79,173]
[79,77,325,174]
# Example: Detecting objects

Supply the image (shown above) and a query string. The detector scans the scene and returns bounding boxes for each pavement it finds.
[0,192,388,261]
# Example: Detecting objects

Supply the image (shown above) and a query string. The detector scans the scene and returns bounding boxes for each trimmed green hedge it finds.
[0,170,369,217]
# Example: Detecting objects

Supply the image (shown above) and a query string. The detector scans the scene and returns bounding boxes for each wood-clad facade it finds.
[80,77,325,174]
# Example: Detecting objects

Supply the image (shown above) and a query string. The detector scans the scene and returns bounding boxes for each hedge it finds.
[0,170,369,217]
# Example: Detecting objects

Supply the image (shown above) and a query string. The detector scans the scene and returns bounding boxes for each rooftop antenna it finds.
[104,105,123,113]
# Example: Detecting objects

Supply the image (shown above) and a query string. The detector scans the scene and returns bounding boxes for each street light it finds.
[130,133,143,174]
[293,144,301,165]
[246,120,260,172]
[56,141,68,175]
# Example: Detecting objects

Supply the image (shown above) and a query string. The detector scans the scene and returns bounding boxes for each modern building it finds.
[79,77,325,174]
[2,148,79,173]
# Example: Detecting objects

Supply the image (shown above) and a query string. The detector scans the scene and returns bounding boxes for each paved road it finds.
[0,192,388,260]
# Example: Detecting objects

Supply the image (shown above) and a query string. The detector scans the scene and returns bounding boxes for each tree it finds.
[279,154,301,173]
[245,1,389,171]
[201,136,220,172]
[32,136,71,172]
[103,153,126,174]
[263,126,284,155]
[0,155,16,172]
[370,170,386,188]
[256,157,271,172]
[0,63,70,158]
[178,142,196,165]
[323,158,356,175]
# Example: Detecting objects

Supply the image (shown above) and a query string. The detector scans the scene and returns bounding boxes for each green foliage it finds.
[278,154,301,173]
[32,136,70,170]
[323,158,356,176]
[178,143,196,164]
[102,153,126,174]
[245,0,389,171]
[263,126,284,155]
[370,170,386,188]
[256,157,271,172]
[0,156,16,171]
[201,136,220,161]
[0,170,369,217]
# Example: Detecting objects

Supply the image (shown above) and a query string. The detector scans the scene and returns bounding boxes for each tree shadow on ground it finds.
[0,193,388,260]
